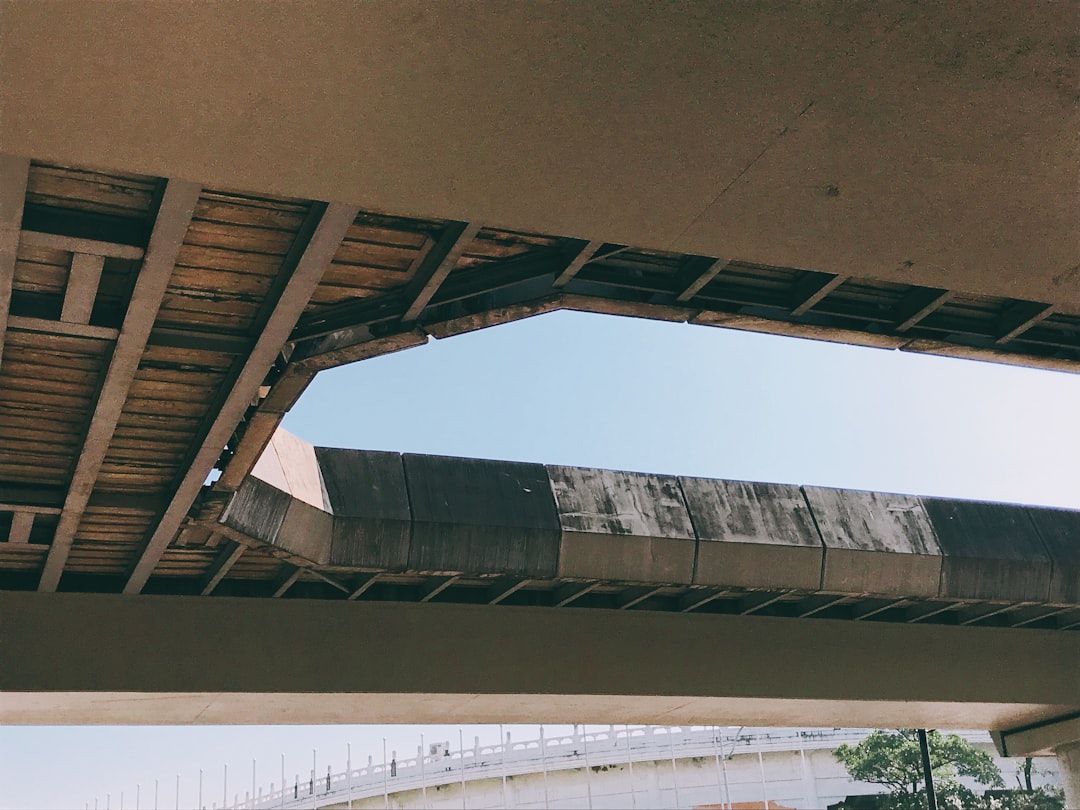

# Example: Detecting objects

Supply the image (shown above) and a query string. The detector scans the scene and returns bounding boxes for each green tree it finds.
[834,730,1005,809]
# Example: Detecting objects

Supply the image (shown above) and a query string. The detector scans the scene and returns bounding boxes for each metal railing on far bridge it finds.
[234,725,954,810]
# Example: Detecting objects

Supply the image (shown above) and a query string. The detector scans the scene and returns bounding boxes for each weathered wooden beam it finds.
[19,230,145,260]
[37,180,201,593]
[402,221,481,323]
[61,253,106,324]
[306,567,351,595]
[7,512,34,544]
[675,257,729,302]
[199,539,246,595]
[906,601,966,623]
[123,202,360,594]
[618,585,665,610]
[487,578,528,605]
[739,591,788,615]
[852,598,909,621]
[678,588,727,614]
[795,594,848,618]
[959,603,1022,626]
[790,273,847,316]
[0,155,30,374]
[418,575,460,603]
[0,504,59,517]
[347,573,381,601]
[1056,614,1080,631]
[552,581,598,608]
[272,566,302,598]
[995,302,1055,345]
[146,326,251,355]
[1009,606,1073,628]
[552,240,605,288]
[7,315,118,341]
[893,288,952,332]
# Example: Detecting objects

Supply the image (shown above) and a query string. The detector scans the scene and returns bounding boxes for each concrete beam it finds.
[3,3,1075,310]
[2,591,1077,727]
[220,432,1080,618]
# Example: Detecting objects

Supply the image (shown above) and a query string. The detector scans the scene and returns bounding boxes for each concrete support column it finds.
[1057,742,1080,810]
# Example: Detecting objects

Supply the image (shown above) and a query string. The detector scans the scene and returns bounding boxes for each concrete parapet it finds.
[681,478,821,590]
[403,454,560,577]
[549,466,695,583]
[230,429,1080,613]
[805,487,941,597]
[924,499,1053,602]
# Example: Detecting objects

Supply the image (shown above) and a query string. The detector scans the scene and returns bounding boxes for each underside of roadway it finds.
[0,1,1078,759]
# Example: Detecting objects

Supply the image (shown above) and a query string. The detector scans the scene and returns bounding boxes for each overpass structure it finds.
[0,1,1078,805]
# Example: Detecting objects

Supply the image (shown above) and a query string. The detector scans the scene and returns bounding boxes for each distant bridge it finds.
[219,727,999,810]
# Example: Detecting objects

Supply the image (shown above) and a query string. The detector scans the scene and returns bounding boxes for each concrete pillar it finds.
[1057,742,1080,810]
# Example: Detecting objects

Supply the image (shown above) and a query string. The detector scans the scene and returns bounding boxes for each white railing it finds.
[230,727,989,810]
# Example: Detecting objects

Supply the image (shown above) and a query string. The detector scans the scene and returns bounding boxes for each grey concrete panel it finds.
[1027,507,1080,604]
[549,466,695,583]
[314,448,410,519]
[404,455,560,576]
[803,487,942,597]
[274,498,333,565]
[316,448,413,569]
[218,477,292,545]
[924,499,1053,602]
[330,516,411,572]
[681,478,822,590]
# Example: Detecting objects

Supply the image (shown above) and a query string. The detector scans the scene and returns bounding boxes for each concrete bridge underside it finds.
[1,1,1079,798]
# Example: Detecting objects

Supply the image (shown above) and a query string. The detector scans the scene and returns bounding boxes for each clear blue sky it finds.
[3,311,1079,809]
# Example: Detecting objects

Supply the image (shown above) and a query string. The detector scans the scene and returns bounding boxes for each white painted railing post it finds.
[667,730,681,809]
[419,735,428,809]
[540,725,550,810]
[581,726,594,810]
[758,750,769,808]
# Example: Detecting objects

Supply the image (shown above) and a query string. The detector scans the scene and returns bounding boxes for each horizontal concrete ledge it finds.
[2,592,1077,726]
[4,693,1074,731]
[994,714,1080,758]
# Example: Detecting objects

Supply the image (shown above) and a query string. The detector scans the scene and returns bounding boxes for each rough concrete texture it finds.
[2,3,1076,308]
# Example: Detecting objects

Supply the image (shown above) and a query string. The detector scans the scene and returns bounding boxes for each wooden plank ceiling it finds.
[0,156,1078,625]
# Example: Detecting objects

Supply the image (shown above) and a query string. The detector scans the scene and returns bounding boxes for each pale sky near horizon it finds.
[3,310,1079,810]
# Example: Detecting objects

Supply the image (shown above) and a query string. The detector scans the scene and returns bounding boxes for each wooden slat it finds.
[347,572,381,600]
[123,202,361,594]
[618,585,665,610]
[0,156,31,374]
[995,302,1055,345]
[678,588,727,613]
[37,180,202,592]
[487,578,528,605]
[199,538,246,595]
[7,511,34,543]
[418,575,460,603]
[675,257,729,302]
[402,221,480,322]
[306,567,351,594]
[61,253,105,323]
[20,230,145,260]
[790,273,847,316]
[553,581,598,607]
[272,565,302,598]
[894,288,952,332]
[7,316,118,341]
[552,240,605,288]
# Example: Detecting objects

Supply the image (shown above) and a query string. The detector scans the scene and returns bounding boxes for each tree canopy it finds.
[834,729,1004,809]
